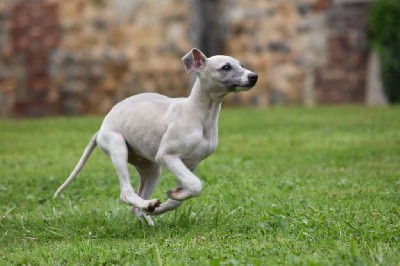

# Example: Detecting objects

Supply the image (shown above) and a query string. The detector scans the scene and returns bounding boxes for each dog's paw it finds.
[150,199,183,216]
[145,199,161,213]
[167,188,192,201]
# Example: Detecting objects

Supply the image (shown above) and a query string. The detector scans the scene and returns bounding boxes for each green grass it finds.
[0,106,399,265]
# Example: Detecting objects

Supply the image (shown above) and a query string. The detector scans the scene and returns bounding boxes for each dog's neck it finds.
[187,78,225,110]
[186,77,223,138]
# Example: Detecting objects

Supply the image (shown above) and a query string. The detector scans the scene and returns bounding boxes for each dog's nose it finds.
[248,73,258,83]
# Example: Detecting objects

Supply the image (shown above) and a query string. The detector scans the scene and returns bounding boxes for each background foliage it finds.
[368,0,400,102]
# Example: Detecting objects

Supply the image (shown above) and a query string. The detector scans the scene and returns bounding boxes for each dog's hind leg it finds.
[136,163,161,201]
[131,161,161,225]
[97,131,161,212]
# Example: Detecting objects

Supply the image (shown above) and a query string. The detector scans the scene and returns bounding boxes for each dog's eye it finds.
[240,63,244,68]
[221,64,231,71]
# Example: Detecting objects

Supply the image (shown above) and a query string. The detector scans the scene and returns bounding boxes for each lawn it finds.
[0,106,399,265]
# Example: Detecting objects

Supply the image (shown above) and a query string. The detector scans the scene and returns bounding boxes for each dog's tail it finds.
[54,131,99,198]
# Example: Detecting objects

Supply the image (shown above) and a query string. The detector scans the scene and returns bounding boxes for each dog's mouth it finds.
[228,82,256,92]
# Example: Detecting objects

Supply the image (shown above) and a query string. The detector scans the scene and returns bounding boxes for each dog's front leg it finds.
[150,180,183,215]
[156,154,202,201]
[150,199,183,215]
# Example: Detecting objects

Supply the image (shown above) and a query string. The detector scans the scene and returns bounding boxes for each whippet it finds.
[54,48,258,226]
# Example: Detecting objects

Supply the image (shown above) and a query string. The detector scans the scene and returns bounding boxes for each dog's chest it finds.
[199,134,217,158]
[184,126,218,163]
[181,101,220,163]
[194,108,219,159]
[202,125,218,155]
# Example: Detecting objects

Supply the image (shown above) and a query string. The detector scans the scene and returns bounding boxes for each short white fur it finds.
[54,48,258,226]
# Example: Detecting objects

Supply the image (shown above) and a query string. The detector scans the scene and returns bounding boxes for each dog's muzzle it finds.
[228,73,258,92]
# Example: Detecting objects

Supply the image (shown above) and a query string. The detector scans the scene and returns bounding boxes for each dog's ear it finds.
[182,48,207,73]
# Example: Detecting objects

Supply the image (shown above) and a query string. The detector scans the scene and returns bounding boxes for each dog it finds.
[54,48,258,226]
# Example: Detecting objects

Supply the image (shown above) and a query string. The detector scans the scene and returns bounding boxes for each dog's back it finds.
[100,93,182,160]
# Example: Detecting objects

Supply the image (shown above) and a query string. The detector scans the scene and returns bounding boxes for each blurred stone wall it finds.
[0,0,372,116]
[223,0,328,106]
[315,0,370,103]
[52,0,192,115]
[0,0,61,116]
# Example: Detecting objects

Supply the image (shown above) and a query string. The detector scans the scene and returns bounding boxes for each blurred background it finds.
[0,0,398,117]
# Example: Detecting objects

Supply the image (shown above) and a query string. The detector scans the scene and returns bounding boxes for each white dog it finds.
[55,48,258,225]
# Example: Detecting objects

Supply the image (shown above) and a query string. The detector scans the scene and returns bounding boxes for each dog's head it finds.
[182,48,258,94]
